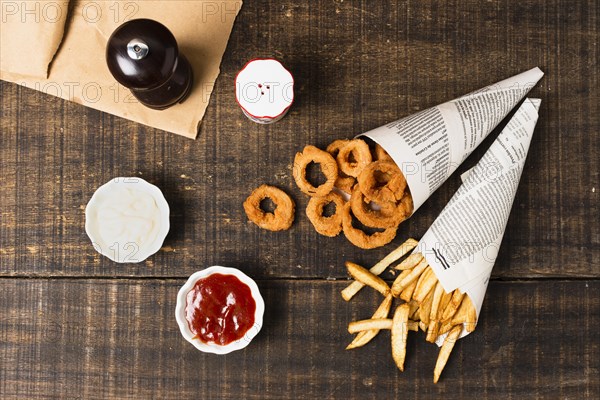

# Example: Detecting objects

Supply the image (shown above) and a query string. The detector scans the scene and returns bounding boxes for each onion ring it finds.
[374,144,393,162]
[243,185,295,231]
[326,139,356,193]
[341,203,397,249]
[306,192,345,237]
[326,139,350,155]
[293,145,338,197]
[334,176,356,194]
[357,161,407,203]
[398,191,414,217]
[350,188,409,229]
[337,139,372,177]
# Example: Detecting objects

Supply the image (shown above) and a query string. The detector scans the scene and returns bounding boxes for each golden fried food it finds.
[337,139,372,178]
[326,139,356,193]
[293,145,338,197]
[341,203,397,249]
[357,160,407,203]
[346,294,393,349]
[243,185,295,231]
[343,246,479,383]
[341,239,417,301]
[350,188,409,229]
[374,143,393,162]
[306,192,345,237]
[345,261,390,296]
[291,140,413,250]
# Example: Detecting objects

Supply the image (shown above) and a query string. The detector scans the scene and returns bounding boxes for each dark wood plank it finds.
[1,0,598,279]
[0,279,597,399]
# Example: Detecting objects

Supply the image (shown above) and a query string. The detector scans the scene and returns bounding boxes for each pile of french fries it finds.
[342,238,477,383]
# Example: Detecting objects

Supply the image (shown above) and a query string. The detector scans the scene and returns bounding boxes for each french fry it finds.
[439,295,478,336]
[390,257,428,296]
[423,282,445,342]
[439,292,465,336]
[348,318,419,333]
[413,268,439,304]
[438,289,453,320]
[346,294,392,350]
[465,297,477,333]
[391,304,410,371]
[433,325,463,384]
[449,297,469,324]
[348,318,393,333]
[341,239,417,301]
[412,266,432,301]
[394,252,423,270]
[418,286,435,325]
[345,261,390,297]
[429,282,445,321]
[390,269,412,297]
[426,320,439,343]
[340,236,481,382]
[407,321,419,332]
[438,320,453,336]
[408,300,420,320]
[399,278,417,302]
[452,296,477,326]
[441,290,465,321]
[346,294,393,349]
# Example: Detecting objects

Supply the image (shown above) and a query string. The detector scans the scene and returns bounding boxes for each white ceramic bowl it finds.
[85,177,170,263]
[175,266,265,354]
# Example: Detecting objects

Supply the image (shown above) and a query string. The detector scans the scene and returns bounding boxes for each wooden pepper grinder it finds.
[106,19,194,110]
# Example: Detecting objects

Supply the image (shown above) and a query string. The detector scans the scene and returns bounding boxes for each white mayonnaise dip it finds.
[85,178,170,263]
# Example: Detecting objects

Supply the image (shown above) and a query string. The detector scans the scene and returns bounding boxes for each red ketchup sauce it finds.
[185,273,256,346]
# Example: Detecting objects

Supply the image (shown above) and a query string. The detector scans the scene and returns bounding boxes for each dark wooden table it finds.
[1,1,598,399]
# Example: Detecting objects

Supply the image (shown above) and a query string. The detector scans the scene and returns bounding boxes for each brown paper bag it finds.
[0,0,243,139]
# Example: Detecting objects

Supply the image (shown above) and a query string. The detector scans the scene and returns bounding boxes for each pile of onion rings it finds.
[292,139,414,249]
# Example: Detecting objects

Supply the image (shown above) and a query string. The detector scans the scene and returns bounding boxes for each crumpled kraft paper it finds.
[0,0,243,139]
[0,0,70,78]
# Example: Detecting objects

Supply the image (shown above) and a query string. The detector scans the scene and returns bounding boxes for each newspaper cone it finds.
[412,98,542,343]
[360,67,544,212]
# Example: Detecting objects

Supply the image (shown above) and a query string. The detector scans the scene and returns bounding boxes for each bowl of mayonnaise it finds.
[85,177,170,263]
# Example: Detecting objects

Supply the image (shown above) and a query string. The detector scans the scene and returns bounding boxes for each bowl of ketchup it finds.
[175,266,265,354]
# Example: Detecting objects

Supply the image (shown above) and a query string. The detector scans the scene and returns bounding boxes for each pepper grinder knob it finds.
[106,19,193,110]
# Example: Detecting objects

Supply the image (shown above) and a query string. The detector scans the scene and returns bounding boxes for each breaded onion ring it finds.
[337,139,372,177]
[357,161,407,203]
[306,192,345,237]
[326,139,350,155]
[243,185,295,231]
[341,203,397,249]
[398,191,415,217]
[326,139,356,193]
[334,176,356,194]
[350,188,409,229]
[293,145,338,197]
[374,144,393,162]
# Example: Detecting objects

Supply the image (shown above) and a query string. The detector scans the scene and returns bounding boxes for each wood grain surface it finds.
[0,0,598,398]
[0,280,598,399]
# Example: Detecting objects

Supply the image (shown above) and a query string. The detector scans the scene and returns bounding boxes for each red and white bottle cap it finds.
[235,59,294,124]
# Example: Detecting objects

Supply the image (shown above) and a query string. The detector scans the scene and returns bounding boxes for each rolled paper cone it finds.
[235,58,294,124]
[412,98,542,344]
[360,67,544,212]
